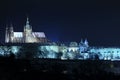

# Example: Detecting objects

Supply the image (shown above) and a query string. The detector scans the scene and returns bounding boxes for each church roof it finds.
[32,32,46,38]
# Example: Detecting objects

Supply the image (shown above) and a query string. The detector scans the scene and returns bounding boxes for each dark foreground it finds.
[0,57,120,80]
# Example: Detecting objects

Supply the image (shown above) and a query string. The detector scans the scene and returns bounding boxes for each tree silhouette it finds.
[57,52,63,59]
[17,44,39,59]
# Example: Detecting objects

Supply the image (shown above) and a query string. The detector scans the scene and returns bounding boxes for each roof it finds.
[32,32,46,38]
[13,32,46,38]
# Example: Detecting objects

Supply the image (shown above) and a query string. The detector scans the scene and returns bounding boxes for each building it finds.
[90,47,120,60]
[5,17,48,43]
[79,39,89,53]
[4,17,120,60]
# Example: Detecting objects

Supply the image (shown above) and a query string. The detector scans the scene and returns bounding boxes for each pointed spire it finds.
[5,25,9,34]
[10,23,13,32]
[5,25,8,33]
[84,38,89,47]
[5,25,9,43]
[80,38,83,43]
[26,17,29,25]
[84,38,88,43]
[25,16,31,29]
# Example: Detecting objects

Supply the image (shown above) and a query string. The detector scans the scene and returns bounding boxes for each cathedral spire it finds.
[9,23,14,43]
[5,25,9,43]
[26,17,29,25]
[10,23,13,31]
[25,17,31,29]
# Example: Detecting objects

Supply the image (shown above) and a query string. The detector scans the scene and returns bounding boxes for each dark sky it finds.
[0,0,120,46]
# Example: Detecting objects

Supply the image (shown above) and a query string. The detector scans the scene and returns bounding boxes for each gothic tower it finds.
[84,38,89,47]
[24,17,37,43]
[9,24,14,42]
[5,26,9,43]
[80,39,83,44]
[24,17,32,42]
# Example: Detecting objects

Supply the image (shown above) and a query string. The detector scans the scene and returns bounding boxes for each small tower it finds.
[9,24,14,42]
[84,38,89,47]
[80,39,84,44]
[5,26,9,43]
[79,39,83,47]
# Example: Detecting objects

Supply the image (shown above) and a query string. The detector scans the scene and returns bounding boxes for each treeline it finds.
[0,57,120,80]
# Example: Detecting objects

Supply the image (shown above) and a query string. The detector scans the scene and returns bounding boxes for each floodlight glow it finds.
[47,52,56,58]
[11,46,21,54]
[68,47,79,52]
[0,48,5,55]
[14,32,23,37]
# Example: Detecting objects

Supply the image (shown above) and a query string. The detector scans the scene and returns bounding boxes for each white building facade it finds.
[5,17,48,43]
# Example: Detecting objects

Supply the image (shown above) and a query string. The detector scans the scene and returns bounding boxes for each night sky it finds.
[0,0,120,46]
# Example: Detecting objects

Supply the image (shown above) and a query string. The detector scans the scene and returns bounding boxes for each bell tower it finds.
[24,17,31,42]
[24,17,37,43]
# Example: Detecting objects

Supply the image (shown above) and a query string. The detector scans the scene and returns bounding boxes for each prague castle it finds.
[5,17,48,43]
[3,17,120,61]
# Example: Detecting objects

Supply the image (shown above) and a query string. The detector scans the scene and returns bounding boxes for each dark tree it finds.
[57,52,63,59]
[17,44,39,59]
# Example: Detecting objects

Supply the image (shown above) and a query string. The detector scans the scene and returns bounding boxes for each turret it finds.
[80,39,83,44]
[5,26,9,43]
[79,38,84,46]
[84,38,89,47]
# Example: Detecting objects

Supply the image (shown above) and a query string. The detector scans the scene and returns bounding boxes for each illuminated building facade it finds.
[89,47,120,60]
[3,18,120,60]
[1,37,120,61]
[5,17,48,43]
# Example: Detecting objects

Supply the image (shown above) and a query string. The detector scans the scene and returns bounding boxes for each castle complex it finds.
[2,18,120,60]
[5,17,48,43]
